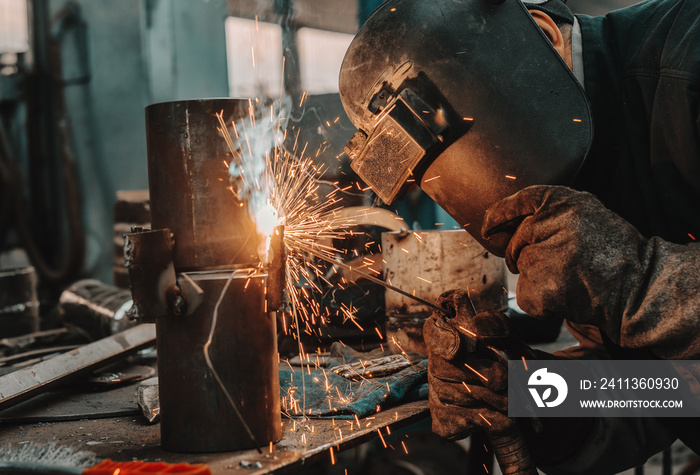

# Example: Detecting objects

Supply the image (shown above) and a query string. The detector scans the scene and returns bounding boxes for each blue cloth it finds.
[279,342,428,418]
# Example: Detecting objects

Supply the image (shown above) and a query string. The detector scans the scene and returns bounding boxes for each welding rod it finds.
[302,247,450,316]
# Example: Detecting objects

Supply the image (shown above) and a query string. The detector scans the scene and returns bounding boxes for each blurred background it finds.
[0,0,639,312]
[6,2,695,475]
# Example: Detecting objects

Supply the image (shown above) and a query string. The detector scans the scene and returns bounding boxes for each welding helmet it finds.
[339,0,592,254]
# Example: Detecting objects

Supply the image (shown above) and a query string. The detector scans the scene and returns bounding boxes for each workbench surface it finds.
[1,386,429,474]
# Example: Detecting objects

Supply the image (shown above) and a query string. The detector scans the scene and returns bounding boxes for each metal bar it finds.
[0,324,156,412]
[0,345,80,366]
[301,246,449,315]
[267,225,287,312]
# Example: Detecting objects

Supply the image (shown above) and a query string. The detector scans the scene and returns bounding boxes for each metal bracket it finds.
[124,228,182,322]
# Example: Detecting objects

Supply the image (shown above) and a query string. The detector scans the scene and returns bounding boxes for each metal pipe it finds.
[158,270,280,452]
[145,99,261,271]
[144,98,281,453]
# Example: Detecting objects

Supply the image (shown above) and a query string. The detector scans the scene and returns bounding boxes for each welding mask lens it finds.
[351,112,425,205]
[350,89,446,205]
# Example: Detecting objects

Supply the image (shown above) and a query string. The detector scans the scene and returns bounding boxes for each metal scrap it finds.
[0,324,156,412]
[137,378,160,424]
[331,354,412,381]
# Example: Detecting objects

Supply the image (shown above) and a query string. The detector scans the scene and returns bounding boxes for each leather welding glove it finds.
[425,290,585,472]
[424,289,515,440]
[482,185,700,359]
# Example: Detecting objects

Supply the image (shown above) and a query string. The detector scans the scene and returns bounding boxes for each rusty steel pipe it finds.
[145,99,261,270]
[144,99,281,452]
[158,270,281,452]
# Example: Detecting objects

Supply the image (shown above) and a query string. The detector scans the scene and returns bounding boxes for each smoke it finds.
[232,96,290,227]
[218,95,293,260]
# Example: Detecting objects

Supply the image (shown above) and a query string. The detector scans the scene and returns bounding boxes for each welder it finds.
[338,0,700,473]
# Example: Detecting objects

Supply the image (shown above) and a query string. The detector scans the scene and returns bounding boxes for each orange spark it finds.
[521,356,529,371]
[464,363,488,382]
[462,381,472,393]
[377,429,387,448]
[478,413,492,426]
[505,175,517,180]
[458,325,477,337]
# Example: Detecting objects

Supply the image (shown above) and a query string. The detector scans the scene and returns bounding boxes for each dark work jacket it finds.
[560,0,700,466]
[574,0,700,245]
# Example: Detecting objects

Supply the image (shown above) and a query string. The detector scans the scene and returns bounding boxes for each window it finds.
[225,17,283,98]
[0,0,28,54]
[297,27,353,94]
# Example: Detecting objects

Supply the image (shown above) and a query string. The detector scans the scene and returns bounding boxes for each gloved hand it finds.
[482,185,700,359]
[424,289,515,440]
[425,290,542,474]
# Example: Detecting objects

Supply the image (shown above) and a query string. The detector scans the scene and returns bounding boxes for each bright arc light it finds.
[255,201,283,263]
[255,201,281,237]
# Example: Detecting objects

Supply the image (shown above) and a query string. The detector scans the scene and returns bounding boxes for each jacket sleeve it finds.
[612,237,700,359]
[531,322,679,474]
[538,417,676,475]
[482,185,700,359]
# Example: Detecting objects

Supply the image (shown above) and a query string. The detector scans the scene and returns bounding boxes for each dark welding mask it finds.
[339,0,592,253]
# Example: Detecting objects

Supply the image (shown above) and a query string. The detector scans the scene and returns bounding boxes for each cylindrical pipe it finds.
[144,98,281,452]
[0,266,39,338]
[157,270,281,452]
[145,99,261,271]
[57,279,134,340]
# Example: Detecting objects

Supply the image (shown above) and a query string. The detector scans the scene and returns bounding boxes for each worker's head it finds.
[338,0,592,254]
[525,0,575,68]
